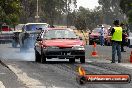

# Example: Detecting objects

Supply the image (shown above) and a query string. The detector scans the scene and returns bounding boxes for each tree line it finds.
[0,0,132,30]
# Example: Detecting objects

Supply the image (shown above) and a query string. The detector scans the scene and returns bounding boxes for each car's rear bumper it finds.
[89,38,100,44]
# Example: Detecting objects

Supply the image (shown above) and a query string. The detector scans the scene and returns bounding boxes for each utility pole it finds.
[35,0,39,22]
[66,0,68,28]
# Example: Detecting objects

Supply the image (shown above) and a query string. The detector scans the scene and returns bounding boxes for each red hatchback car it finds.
[34,28,85,63]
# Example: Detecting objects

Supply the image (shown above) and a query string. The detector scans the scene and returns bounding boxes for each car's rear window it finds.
[43,29,78,39]
[92,28,100,33]
[25,24,48,31]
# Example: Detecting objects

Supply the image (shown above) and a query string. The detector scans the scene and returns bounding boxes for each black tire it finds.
[35,50,41,62]
[69,58,75,63]
[80,56,85,63]
[41,53,46,63]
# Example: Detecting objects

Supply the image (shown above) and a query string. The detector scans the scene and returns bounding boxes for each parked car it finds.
[34,28,85,63]
[1,24,12,31]
[89,28,100,45]
[89,27,110,45]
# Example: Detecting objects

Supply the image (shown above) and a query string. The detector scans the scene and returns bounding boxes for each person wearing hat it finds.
[99,25,105,46]
[111,20,122,63]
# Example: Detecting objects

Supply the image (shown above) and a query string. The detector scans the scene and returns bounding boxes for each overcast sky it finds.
[77,0,99,9]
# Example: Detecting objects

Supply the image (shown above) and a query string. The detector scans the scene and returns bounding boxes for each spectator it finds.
[111,20,122,63]
[99,25,105,46]
[120,23,128,52]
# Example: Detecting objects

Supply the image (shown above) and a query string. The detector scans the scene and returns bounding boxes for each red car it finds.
[34,28,85,63]
[1,25,12,31]
[89,27,110,45]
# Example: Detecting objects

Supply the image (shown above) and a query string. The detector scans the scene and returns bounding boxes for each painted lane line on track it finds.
[0,73,6,75]
[118,63,132,70]
[0,81,5,88]
[7,65,64,88]
[7,65,45,88]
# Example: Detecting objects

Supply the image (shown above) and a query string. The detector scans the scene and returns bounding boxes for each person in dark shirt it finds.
[120,23,128,52]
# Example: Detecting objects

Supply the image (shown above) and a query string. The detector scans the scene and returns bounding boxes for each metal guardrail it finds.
[0,31,14,44]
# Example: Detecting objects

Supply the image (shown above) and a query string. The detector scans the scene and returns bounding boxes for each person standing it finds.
[99,25,105,46]
[111,20,122,63]
[120,23,128,52]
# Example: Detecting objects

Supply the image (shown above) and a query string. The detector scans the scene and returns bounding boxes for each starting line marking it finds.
[118,63,132,69]
[0,81,5,88]
[0,73,6,75]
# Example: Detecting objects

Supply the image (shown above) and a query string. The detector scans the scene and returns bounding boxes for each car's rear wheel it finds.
[80,56,85,63]
[35,50,41,62]
[69,58,75,63]
[41,53,46,63]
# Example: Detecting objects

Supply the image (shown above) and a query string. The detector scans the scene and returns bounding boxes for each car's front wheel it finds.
[80,56,85,63]
[35,50,41,63]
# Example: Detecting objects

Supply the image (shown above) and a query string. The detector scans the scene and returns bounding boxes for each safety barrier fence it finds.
[0,32,13,44]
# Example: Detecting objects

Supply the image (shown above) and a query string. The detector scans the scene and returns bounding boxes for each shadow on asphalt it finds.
[32,61,80,64]
[8,46,20,48]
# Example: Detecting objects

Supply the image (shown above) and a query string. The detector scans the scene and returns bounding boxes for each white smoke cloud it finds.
[0,44,35,61]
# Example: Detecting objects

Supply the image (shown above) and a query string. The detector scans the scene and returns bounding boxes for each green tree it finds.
[40,0,77,26]
[19,0,77,25]
[74,6,103,30]
[20,0,36,23]
[98,0,124,25]
[0,0,21,27]
[120,0,132,23]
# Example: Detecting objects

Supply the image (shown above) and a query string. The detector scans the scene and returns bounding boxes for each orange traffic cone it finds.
[130,51,132,63]
[91,42,98,57]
